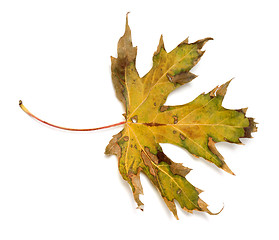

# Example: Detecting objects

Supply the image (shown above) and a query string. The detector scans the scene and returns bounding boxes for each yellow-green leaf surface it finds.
[106,16,257,219]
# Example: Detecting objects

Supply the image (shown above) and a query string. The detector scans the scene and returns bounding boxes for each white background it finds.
[0,0,278,239]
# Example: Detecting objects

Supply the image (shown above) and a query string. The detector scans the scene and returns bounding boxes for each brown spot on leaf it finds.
[143,122,165,127]
[172,72,197,85]
[173,115,178,124]
[160,105,169,112]
[173,130,177,134]
[180,134,186,141]
[123,136,129,142]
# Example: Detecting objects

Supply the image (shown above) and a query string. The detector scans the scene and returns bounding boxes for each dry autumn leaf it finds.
[105,16,257,219]
[19,15,257,220]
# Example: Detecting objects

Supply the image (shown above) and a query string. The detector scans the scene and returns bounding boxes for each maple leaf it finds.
[105,16,257,219]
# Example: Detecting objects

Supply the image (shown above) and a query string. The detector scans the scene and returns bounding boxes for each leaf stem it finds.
[19,100,126,131]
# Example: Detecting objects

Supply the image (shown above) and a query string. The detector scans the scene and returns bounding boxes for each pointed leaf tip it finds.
[194,37,214,49]
[125,12,131,30]
[208,137,235,175]
[221,163,235,175]
[163,197,179,220]
[206,203,224,216]
[209,79,233,98]
[197,199,224,215]
[216,79,233,97]
[181,37,189,45]
[154,35,165,55]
